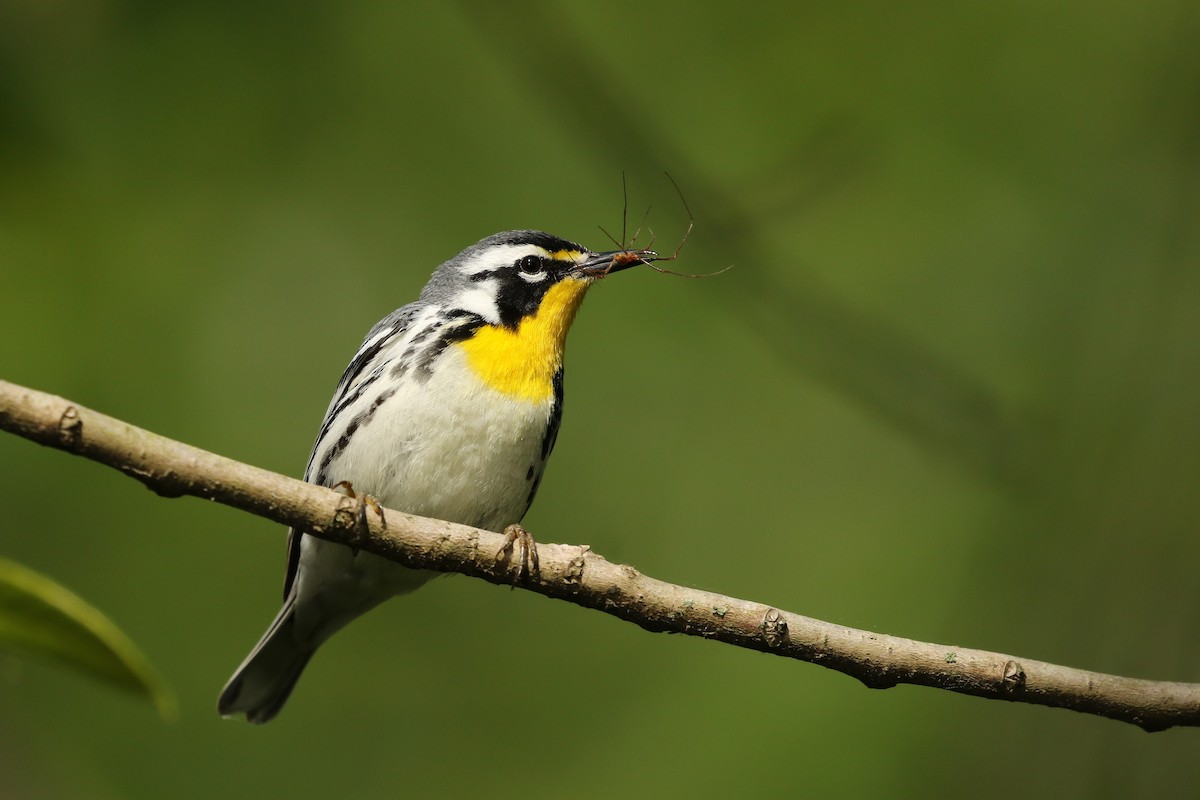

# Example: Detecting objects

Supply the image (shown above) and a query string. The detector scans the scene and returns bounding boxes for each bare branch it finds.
[1,378,1197,732]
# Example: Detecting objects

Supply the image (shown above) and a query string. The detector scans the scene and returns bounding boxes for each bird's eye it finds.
[517,255,544,274]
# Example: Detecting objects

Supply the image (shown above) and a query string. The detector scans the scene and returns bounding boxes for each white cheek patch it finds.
[455,281,501,324]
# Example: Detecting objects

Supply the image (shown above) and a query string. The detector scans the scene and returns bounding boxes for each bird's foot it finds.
[495,524,540,585]
[332,481,386,542]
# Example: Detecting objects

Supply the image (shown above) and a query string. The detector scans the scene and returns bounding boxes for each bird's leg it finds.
[495,524,540,584]
[332,481,386,549]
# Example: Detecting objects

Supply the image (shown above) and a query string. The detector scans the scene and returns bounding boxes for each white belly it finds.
[292,346,554,643]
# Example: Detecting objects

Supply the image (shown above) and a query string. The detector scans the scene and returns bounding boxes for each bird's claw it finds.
[332,481,386,539]
[495,524,540,585]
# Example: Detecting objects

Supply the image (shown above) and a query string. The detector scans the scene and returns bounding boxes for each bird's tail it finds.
[218,597,314,724]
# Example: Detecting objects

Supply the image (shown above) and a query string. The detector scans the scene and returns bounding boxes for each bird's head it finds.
[423,231,652,402]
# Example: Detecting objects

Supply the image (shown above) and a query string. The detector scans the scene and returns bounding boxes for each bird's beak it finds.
[576,249,657,278]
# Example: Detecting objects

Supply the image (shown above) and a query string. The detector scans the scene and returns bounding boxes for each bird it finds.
[218,230,653,723]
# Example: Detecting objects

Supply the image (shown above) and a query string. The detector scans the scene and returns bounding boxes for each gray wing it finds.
[280,302,425,600]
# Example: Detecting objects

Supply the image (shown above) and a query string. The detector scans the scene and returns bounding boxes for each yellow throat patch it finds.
[457,277,590,401]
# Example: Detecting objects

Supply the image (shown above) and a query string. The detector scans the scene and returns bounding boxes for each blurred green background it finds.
[2,1,1199,797]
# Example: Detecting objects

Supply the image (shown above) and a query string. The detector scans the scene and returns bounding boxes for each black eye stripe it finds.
[466,252,572,286]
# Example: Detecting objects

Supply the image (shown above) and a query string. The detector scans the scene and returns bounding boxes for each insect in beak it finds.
[578,248,658,278]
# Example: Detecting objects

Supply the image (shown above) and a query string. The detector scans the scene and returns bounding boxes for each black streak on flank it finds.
[415,312,484,380]
[313,368,383,456]
[406,323,436,348]
[337,324,398,396]
[314,312,483,481]
[520,368,564,517]
[392,326,438,380]
[541,367,565,461]
[314,385,399,486]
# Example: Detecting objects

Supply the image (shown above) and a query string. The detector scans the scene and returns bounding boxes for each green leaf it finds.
[0,557,175,719]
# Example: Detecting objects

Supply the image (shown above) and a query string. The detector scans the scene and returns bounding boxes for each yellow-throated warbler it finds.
[218,230,653,723]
